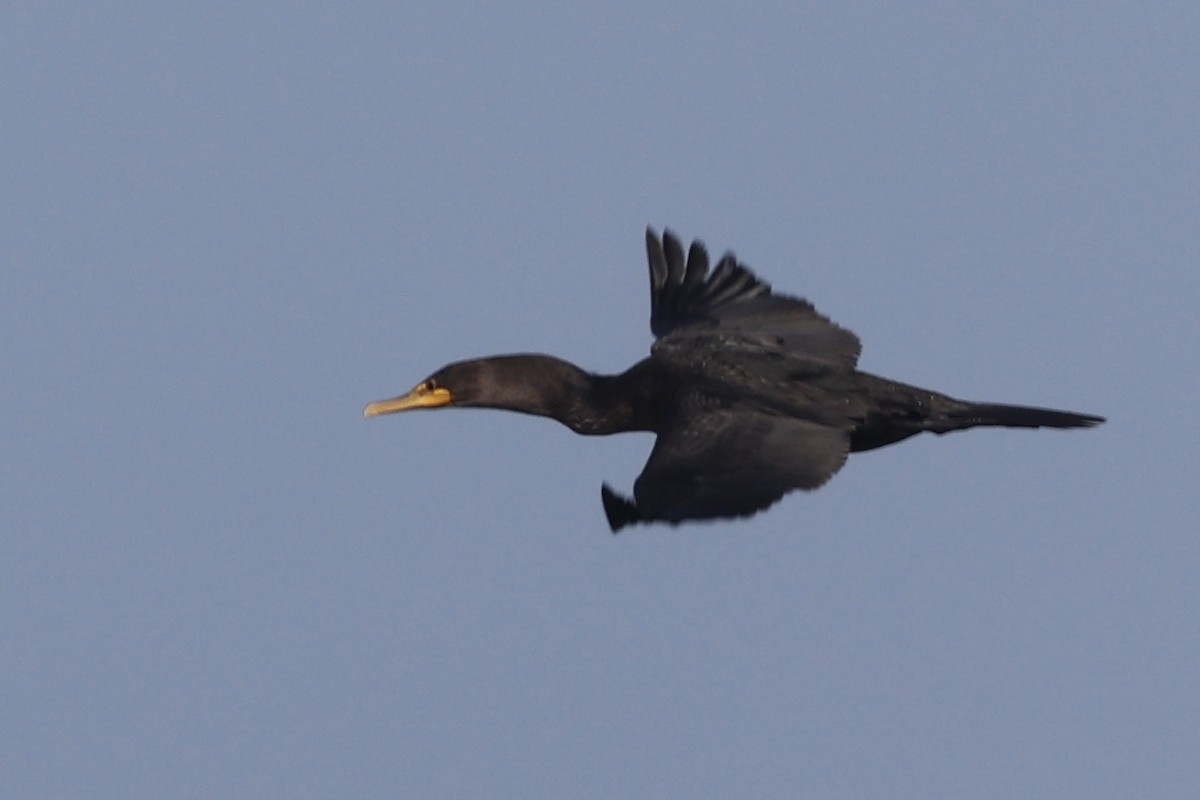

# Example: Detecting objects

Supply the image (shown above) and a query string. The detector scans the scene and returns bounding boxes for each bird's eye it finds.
[425,379,437,392]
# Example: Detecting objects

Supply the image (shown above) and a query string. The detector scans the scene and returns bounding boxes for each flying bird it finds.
[366,229,1103,532]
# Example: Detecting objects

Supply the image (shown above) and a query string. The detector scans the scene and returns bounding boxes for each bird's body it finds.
[367,229,1103,532]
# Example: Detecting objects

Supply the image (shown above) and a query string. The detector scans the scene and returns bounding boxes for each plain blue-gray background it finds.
[3,3,1196,798]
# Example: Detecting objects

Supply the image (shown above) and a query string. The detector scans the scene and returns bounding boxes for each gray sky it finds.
[3,3,1197,798]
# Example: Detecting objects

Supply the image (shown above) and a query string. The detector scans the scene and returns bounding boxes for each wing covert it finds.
[645,228,862,370]
[602,408,850,531]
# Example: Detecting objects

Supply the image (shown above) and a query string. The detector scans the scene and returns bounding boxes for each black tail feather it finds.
[945,403,1105,431]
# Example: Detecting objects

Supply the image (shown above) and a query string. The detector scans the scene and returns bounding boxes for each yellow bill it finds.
[363,383,453,418]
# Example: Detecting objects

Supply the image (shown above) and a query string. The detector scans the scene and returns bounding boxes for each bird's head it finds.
[363,359,499,418]
[364,355,588,420]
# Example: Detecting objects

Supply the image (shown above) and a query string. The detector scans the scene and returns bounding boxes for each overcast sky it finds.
[3,3,1197,798]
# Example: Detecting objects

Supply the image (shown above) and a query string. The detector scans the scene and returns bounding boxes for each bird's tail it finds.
[939,402,1105,432]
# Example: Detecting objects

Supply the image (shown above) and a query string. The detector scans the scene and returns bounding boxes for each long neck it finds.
[469,354,656,436]
[573,360,659,435]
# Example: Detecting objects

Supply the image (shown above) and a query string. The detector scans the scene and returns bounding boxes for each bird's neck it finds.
[477,354,656,436]
[571,360,659,435]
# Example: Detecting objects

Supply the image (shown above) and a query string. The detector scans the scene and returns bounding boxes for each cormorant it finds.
[366,229,1103,532]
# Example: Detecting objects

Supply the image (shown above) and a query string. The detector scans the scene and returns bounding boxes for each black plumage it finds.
[366,228,1103,532]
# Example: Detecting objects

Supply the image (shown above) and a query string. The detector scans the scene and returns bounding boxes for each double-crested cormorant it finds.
[366,229,1103,532]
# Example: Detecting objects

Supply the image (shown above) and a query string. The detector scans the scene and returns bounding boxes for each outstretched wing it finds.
[598,229,860,531]
[645,228,862,371]
[601,408,850,532]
